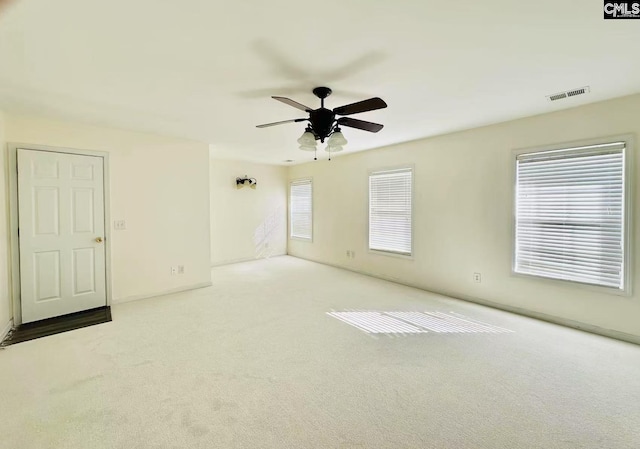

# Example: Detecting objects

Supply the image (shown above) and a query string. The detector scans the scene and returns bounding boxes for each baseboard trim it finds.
[211,253,287,268]
[289,254,640,346]
[0,319,14,342]
[112,282,213,305]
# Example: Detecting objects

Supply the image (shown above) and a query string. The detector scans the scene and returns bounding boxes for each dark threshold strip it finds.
[1,306,112,347]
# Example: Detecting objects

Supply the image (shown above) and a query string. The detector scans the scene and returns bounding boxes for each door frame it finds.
[7,143,113,326]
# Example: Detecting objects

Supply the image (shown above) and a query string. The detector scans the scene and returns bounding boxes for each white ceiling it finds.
[1,0,639,165]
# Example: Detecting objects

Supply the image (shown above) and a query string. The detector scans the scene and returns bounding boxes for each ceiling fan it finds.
[256,87,387,157]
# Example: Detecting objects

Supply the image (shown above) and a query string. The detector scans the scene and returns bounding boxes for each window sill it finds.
[368,248,414,260]
[510,269,631,297]
[289,236,313,243]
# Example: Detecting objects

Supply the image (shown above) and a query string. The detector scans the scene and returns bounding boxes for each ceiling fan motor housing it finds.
[309,108,336,142]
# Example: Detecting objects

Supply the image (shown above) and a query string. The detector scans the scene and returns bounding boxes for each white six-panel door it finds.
[18,149,107,323]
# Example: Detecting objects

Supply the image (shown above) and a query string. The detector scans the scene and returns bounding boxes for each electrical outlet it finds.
[171,266,178,275]
[114,220,126,230]
[351,250,356,258]
[473,272,482,283]
[346,250,351,257]
[177,265,185,274]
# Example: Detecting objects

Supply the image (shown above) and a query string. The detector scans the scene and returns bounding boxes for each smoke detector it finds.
[547,86,590,102]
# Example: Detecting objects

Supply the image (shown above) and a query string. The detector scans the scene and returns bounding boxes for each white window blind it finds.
[369,168,412,255]
[290,179,312,240]
[515,142,626,290]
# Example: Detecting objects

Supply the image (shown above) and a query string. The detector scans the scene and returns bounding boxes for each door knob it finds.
[95,237,103,243]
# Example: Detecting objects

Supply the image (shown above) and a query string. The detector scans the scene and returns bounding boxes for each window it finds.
[290,178,312,240]
[369,168,412,255]
[514,141,628,291]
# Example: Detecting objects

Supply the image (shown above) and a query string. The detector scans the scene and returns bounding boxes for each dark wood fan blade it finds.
[333,97,387,116]
[272,96,313,112]
[256,118,307,128]
[337,117,384,133]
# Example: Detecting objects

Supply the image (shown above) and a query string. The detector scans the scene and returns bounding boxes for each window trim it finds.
[289,177,313,242]
[511,135,634,296]
[367,165,415,259]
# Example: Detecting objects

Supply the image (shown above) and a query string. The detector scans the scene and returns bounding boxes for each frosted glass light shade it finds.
[328,131,347,146]
[297,131,316,146]
[325,145,343,152]
[299,144,317,152]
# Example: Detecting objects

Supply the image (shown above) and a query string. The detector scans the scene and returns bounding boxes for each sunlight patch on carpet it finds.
[327,310,513,335]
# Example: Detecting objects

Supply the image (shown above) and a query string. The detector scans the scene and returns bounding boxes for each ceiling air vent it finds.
[547,86,590,102]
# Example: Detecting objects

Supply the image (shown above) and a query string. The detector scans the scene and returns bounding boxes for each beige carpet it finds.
[1,256,639,448]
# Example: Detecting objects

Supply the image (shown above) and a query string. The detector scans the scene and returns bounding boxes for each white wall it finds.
[4,113,211,307]
[288,93,640,340]
[210,159,287,266]
[0,111,11,336]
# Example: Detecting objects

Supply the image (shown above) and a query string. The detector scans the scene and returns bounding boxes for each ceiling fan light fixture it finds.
[256,87,387,161]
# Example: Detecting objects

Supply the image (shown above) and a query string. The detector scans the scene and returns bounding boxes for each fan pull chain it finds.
[314,148,317,161]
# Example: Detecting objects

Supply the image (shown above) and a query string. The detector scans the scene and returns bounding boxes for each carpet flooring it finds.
[0,256,638,448]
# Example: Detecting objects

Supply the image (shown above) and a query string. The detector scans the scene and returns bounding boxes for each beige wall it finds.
[210,159,287,266]
[288,94,640,339]
[0,111,11,335]
[4,113,212,308]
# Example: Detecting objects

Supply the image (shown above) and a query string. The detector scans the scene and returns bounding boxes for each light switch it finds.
[114,220,127,230]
